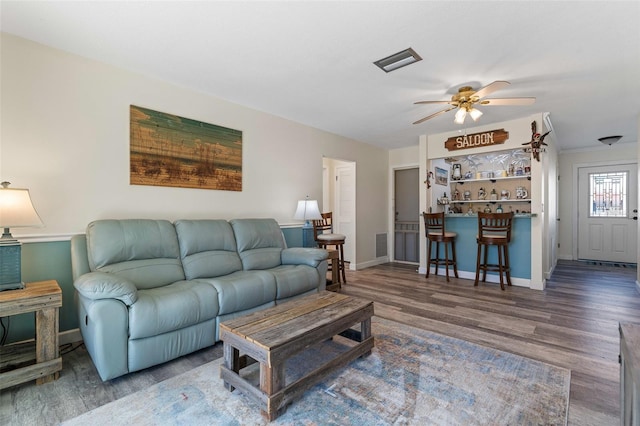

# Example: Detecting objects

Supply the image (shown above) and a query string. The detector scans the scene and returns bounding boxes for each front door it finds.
[578,163,638,263]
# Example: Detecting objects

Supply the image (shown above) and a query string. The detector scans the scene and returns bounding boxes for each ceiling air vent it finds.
[374,47,422,73]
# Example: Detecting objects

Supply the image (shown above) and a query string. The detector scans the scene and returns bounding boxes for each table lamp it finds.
[0,181,43,291]
[294,197,322,247]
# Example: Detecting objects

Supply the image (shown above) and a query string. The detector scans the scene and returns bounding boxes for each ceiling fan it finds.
[413,81,535,125]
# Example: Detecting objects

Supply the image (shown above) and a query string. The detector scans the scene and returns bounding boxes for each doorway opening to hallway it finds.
[323,157,356,269]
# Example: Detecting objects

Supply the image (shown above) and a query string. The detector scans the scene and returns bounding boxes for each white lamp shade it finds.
[294,199,322,221]
[454,108,467,124]
[0,188,43,228]
[469,108,483,121]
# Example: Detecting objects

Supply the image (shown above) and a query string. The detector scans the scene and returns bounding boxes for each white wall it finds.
[0,33,388,265]
[558,143,638,260]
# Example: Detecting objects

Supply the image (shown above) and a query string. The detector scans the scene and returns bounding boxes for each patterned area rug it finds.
[63,317,570,425]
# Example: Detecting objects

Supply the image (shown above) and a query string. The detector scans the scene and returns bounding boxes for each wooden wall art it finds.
[130,105,242,191]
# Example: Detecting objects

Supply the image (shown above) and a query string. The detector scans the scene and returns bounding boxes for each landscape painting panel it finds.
[130,105,242,191]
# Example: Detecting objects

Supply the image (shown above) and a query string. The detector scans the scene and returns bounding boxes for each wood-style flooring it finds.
[341,260,639,425]
[2,260,637,425]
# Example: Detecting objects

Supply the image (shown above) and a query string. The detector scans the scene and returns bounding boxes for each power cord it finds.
[60,341,85,355]
[0,316,9,346]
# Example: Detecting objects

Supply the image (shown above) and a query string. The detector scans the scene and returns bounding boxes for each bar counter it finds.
[442,214,532,281]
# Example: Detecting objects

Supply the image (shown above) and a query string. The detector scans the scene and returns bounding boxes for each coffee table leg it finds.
[223,342,239,391]
[361,317,372,357]
[261,362,285,421]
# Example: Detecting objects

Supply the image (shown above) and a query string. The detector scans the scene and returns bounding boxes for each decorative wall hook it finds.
[424,171,434,188]
[522,120,550,162]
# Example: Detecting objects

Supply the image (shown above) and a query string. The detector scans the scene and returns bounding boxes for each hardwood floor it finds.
[341,259,639,425]
[2,260,636,425]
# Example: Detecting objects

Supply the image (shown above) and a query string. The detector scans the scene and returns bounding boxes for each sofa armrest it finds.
[74,272,138,306]
[281,247,329,267]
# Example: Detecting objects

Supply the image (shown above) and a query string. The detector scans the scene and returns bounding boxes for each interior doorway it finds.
[577,162,638,263]
[393,167,419,263]
[322,157,356,269]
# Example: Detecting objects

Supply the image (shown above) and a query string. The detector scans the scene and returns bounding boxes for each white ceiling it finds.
[2,1,639,151]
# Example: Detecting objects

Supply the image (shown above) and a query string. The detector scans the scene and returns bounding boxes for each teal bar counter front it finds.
[440,214,531,281]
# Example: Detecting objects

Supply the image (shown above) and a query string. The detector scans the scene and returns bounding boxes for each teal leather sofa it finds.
[70,218,328,381]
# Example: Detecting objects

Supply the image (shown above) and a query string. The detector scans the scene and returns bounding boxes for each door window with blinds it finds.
[589,171,628,217]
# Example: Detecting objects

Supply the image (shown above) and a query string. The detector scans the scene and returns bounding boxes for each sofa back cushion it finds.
[86,219,185,289]
[230,218,285,270]
[174,220,243,279]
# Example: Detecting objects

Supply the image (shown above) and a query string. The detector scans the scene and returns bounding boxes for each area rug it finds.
[63,317,570,425]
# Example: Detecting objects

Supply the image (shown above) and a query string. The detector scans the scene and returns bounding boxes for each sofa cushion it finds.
[205,270,277,315]
[230,218,285,270]
[128,280,219,339]
[175,219,243,279]
[87,219,185,289]
[269,264,320,300]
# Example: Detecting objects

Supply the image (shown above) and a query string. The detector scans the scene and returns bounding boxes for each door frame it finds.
[323,157,356,270]
[572,159,638,260]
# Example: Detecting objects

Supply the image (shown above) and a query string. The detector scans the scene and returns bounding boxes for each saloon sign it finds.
[445,129,509,151]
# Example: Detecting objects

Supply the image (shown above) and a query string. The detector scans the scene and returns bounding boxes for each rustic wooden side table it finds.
[325,248,341,291]
[620,322,640,425]
[0,280,63,389]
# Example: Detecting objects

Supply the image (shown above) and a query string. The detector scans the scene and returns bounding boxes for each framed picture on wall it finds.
[434,167,448,186]
[130,105,243,191]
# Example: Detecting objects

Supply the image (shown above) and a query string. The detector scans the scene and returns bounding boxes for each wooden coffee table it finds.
[219,291,374,421]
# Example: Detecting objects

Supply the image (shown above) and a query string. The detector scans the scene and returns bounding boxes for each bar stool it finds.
[475,212,514,290]
[313,212,347,284]
[423,212,458,281]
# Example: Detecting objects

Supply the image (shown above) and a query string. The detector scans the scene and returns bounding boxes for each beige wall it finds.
[558,143,638,260]
[0,33,388,266]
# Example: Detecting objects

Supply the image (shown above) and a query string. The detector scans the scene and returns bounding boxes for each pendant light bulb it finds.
[469,107,483,121]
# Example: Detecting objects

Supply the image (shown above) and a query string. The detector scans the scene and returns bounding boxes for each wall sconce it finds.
[0,181,43,291]
[294,197,322,247]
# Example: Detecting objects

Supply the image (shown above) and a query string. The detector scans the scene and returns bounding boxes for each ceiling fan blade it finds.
[413,106,457,125]
[414,100,453,105]
[480,97,536,106]
[473,80,510,99]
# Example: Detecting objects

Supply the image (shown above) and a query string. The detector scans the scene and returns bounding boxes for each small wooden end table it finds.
[0,280,62,389]
[325,248,341,291]
[220,291,374,421]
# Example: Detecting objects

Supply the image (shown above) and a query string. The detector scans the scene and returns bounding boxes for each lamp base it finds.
[301,222,317,248]
[0,238,23,291]
[0,281,24,291]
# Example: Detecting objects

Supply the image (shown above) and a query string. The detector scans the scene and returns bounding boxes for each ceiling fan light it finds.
[469,107,483,121]
[454,108,467,124]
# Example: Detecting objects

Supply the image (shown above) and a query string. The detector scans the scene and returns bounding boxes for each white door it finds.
[578,163,637,263]
[335,163,356,268]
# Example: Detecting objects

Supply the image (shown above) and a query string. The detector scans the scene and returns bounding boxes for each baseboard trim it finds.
[355,257,389,270]
[418,267,531,288]
[60,328,83,345]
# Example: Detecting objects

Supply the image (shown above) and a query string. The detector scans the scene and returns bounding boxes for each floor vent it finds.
[579,260,637,268]
[376,233,388,258]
